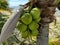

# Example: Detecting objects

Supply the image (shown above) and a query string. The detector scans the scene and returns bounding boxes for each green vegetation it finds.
[0,0,9,10]
[0,13,8,33]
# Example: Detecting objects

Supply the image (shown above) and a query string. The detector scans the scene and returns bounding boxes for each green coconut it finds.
[21,13,32,25]
[31,29,38,36]
[35,17,41,23]
[17,22,27,32]
[29,21,39,30]
[21,31,28,38]
[30,8,40,19]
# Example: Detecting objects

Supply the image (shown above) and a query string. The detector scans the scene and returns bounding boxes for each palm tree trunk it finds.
[37,23,49,45]
[36,7,56,45]
[35,0,56,45]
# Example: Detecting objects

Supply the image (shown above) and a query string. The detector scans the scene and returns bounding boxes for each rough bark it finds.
[37,24,49,45]
[36,6,56,45]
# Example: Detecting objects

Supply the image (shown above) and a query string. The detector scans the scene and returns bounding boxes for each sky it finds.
[8,0,60,15]
[8,0,29,7]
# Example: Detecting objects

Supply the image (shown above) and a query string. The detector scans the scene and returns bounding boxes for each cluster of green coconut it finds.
[16,8,41,38]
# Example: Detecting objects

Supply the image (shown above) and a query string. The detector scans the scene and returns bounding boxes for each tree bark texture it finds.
[36,6,56,45]
[37,24,49,45]
[34,0,56,45]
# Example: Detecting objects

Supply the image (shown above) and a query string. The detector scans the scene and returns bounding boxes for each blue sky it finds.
[8,0,29,7]
[8,0,60,14]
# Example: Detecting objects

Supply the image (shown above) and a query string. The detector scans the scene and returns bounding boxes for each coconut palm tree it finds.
[26,0,60,45]
[0,0,60,45]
